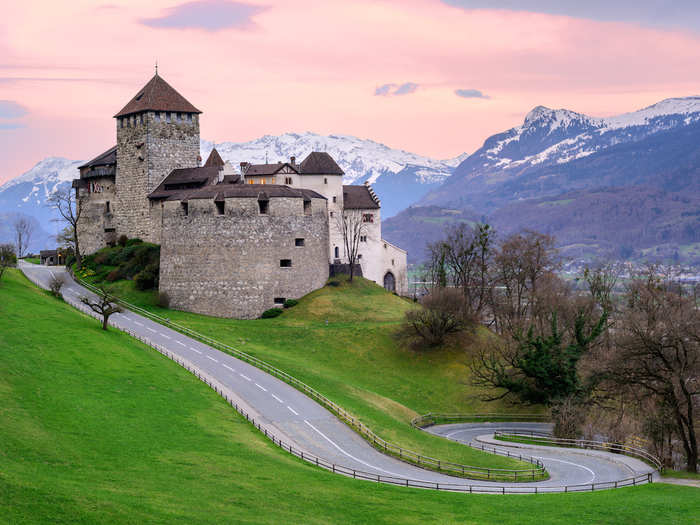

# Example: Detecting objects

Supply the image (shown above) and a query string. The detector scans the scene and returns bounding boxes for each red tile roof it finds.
[114,73,201,118]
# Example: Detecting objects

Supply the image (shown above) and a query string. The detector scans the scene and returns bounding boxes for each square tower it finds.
[113,73,201,243]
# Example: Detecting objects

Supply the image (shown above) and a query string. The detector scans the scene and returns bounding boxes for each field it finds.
[78,266,540,472]
[1,269,698,524]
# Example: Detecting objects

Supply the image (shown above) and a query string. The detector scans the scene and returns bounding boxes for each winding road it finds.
[20,262,656,493]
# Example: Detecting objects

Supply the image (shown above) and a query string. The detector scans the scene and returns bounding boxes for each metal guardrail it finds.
[70,273,545,482]
[493,430,664,472]
[19,264,655,493]
[412,413,550,428]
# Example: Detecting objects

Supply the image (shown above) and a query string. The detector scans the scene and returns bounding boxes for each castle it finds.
[73,72,408,318]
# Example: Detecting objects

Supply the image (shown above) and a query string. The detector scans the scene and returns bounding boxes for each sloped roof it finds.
[78,145,117,169]
[243,162,299,176]
[343,185,380,209]
[114,73,201,118]
[154,183,325,202]
[299,152,344,175]
[203,147,225,168]
[148,167,220,200]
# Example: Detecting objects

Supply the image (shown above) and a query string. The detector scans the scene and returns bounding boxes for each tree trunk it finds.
[73,230,82,268]
[102,314,109,331]
[349,263,354,282]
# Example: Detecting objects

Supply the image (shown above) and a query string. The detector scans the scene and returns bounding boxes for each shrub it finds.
[106,268,123,282]
[134,262,158,290]
[157,291,170,308]
[403,287,471,348]
[283,299,299,308]
[94,252,108,265]
[261,308,283,319]
[126,238,143,246]
[49,275,65,297]
[117,234,128,247]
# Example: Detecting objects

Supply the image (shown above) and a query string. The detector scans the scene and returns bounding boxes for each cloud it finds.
[441,1,700,33]
[141,1,265,31]
[374,82,419,96]
[455,88,490,99]
[0,100,28,119]
[0,122,24,130]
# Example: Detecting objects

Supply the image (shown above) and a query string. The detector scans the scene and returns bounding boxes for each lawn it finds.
[78,268,542,473]
[1,269,697,524]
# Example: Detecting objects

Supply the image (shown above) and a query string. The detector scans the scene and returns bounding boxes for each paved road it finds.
[20,262,655,491]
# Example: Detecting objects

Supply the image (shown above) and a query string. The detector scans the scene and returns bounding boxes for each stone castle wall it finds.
[76,177,117,255]
[115,111,200,244]
[159,195,329,319]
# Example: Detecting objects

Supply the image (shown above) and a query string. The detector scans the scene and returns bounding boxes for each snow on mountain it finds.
[200,132,464,185]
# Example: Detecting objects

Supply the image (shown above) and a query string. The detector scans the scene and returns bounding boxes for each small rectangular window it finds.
[215,201,225,215]
[274,297,286,304]
[285,177,292,185]
[154,112,160,122]
[295,238,305,246]
[360,235,367,242]
[324,178,328,184]
[358,254,362,259]
[105,201,111,213]
[280,259,292,268]
[187,113,192,122]
[181,202,189,215]
[166,113,171,123]
[258,200,269,214]
[330,211,334,218]
[303,200,311,215]
[332,196,337,203]
[362,213,374,223]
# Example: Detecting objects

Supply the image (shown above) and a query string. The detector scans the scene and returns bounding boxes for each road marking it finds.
[240,374,251,381]
[176,340,187,347]
[287,406,299,416]
[146,327,157,333]
[271,394,284,403]
[531,455,596,483]
[303,420,410,479]
[161,334,171,340]
[255,383,267,392]
[206,355,218,363]
[189,347,202,354]
[134,321,144,327]
[223,364,236,372]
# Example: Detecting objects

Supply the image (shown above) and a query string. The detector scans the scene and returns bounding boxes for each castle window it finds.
[274,297,286,305]
[295,238,305,246]
[334,246,339,259]
[330,211,334,218]
[332,196,337,203]
[177,112,181,122]
[187,113,192,122]
[324,178,328,184]
[358,254,362,259]
[166,113,171,123]
[362,213,374,223]
[154,112,160,122]
[280,259,292,268]
[215,201,225,215]
[105,201,111,213]
[285,177,292,185]
[303,200,311,215]
[171,112,177,122]
[258,199,269,215]
[181,202,189,215]
[392,259,395,266]
[360,235,367,242]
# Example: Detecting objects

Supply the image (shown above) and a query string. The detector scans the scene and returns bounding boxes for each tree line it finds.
[406,222,698,473]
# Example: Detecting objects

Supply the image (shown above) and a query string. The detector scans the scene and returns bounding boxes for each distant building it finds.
[74,72,407,318]
[40,250,65,266]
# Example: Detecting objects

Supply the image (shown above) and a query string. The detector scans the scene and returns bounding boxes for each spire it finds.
[155,60,158,76]
[204,147,225,169]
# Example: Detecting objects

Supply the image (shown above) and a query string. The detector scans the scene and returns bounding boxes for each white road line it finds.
[303,420,411,479]
[240,374,251,381]
[287,406,299,416]
[255,383,267,392]
[222,364,235,372]
[147,327,157,333]
[176,340,187,347]
[189,347,202,354]
[161,334,171,340]
[206,355,219,363]
[531,455,596,483]
[134,321,144,327]
[271,394,284,403]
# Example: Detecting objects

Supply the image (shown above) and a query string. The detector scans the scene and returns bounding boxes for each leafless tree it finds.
[0,244,16,283]
[48,186,84,268]
[335,209,368,282]
[403,287,473,348]
[80,285,122,330]
[601,271,700,472]
[13,216,34,259]
[49,274,65,297]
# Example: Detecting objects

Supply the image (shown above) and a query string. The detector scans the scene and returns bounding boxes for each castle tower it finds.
[113,72,201,242]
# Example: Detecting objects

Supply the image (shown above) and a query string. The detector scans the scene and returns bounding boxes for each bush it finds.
[49,275,65,297]
[283,299,298,308]
[117,235,128,247]
[106,268,123,282]
[126,238,143,247]
[403,287,471,348]
[261,308,283,319]
[157,291,170,308]
[134,262,159,290]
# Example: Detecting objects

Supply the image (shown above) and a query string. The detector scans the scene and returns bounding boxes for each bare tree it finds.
[0,244,16,283]
[13,217,34,258]
[403,287,472,348]
[334,209,367,282]
[80,285,122,330]
[601,272,700,472]
[49,274,65,297]
[48,186,84,268]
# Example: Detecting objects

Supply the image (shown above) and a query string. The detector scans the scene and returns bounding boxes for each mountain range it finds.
[2,97,700,266]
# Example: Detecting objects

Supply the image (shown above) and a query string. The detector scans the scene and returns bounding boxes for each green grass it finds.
[2,269,698,524]
[22,257,40,264]
[78,271,542,474]
[662,470,700,480]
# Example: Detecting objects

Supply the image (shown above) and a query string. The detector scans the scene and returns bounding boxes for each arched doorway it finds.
[383,271,395,293]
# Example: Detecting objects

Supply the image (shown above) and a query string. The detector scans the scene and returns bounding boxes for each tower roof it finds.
[203,147,225,168]
[298,152,344,175]
[114,73,201,118]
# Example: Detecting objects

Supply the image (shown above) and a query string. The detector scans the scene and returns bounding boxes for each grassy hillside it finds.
[79,267,541,471]
[1,269,698,524]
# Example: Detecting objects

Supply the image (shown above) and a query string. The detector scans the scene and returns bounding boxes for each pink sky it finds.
[2,0,700,185]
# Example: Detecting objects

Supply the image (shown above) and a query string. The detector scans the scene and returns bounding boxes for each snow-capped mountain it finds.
[422,96,700,209]
[0,133,465,251]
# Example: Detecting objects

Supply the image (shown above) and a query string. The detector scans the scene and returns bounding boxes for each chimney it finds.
[290,156,296,165]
